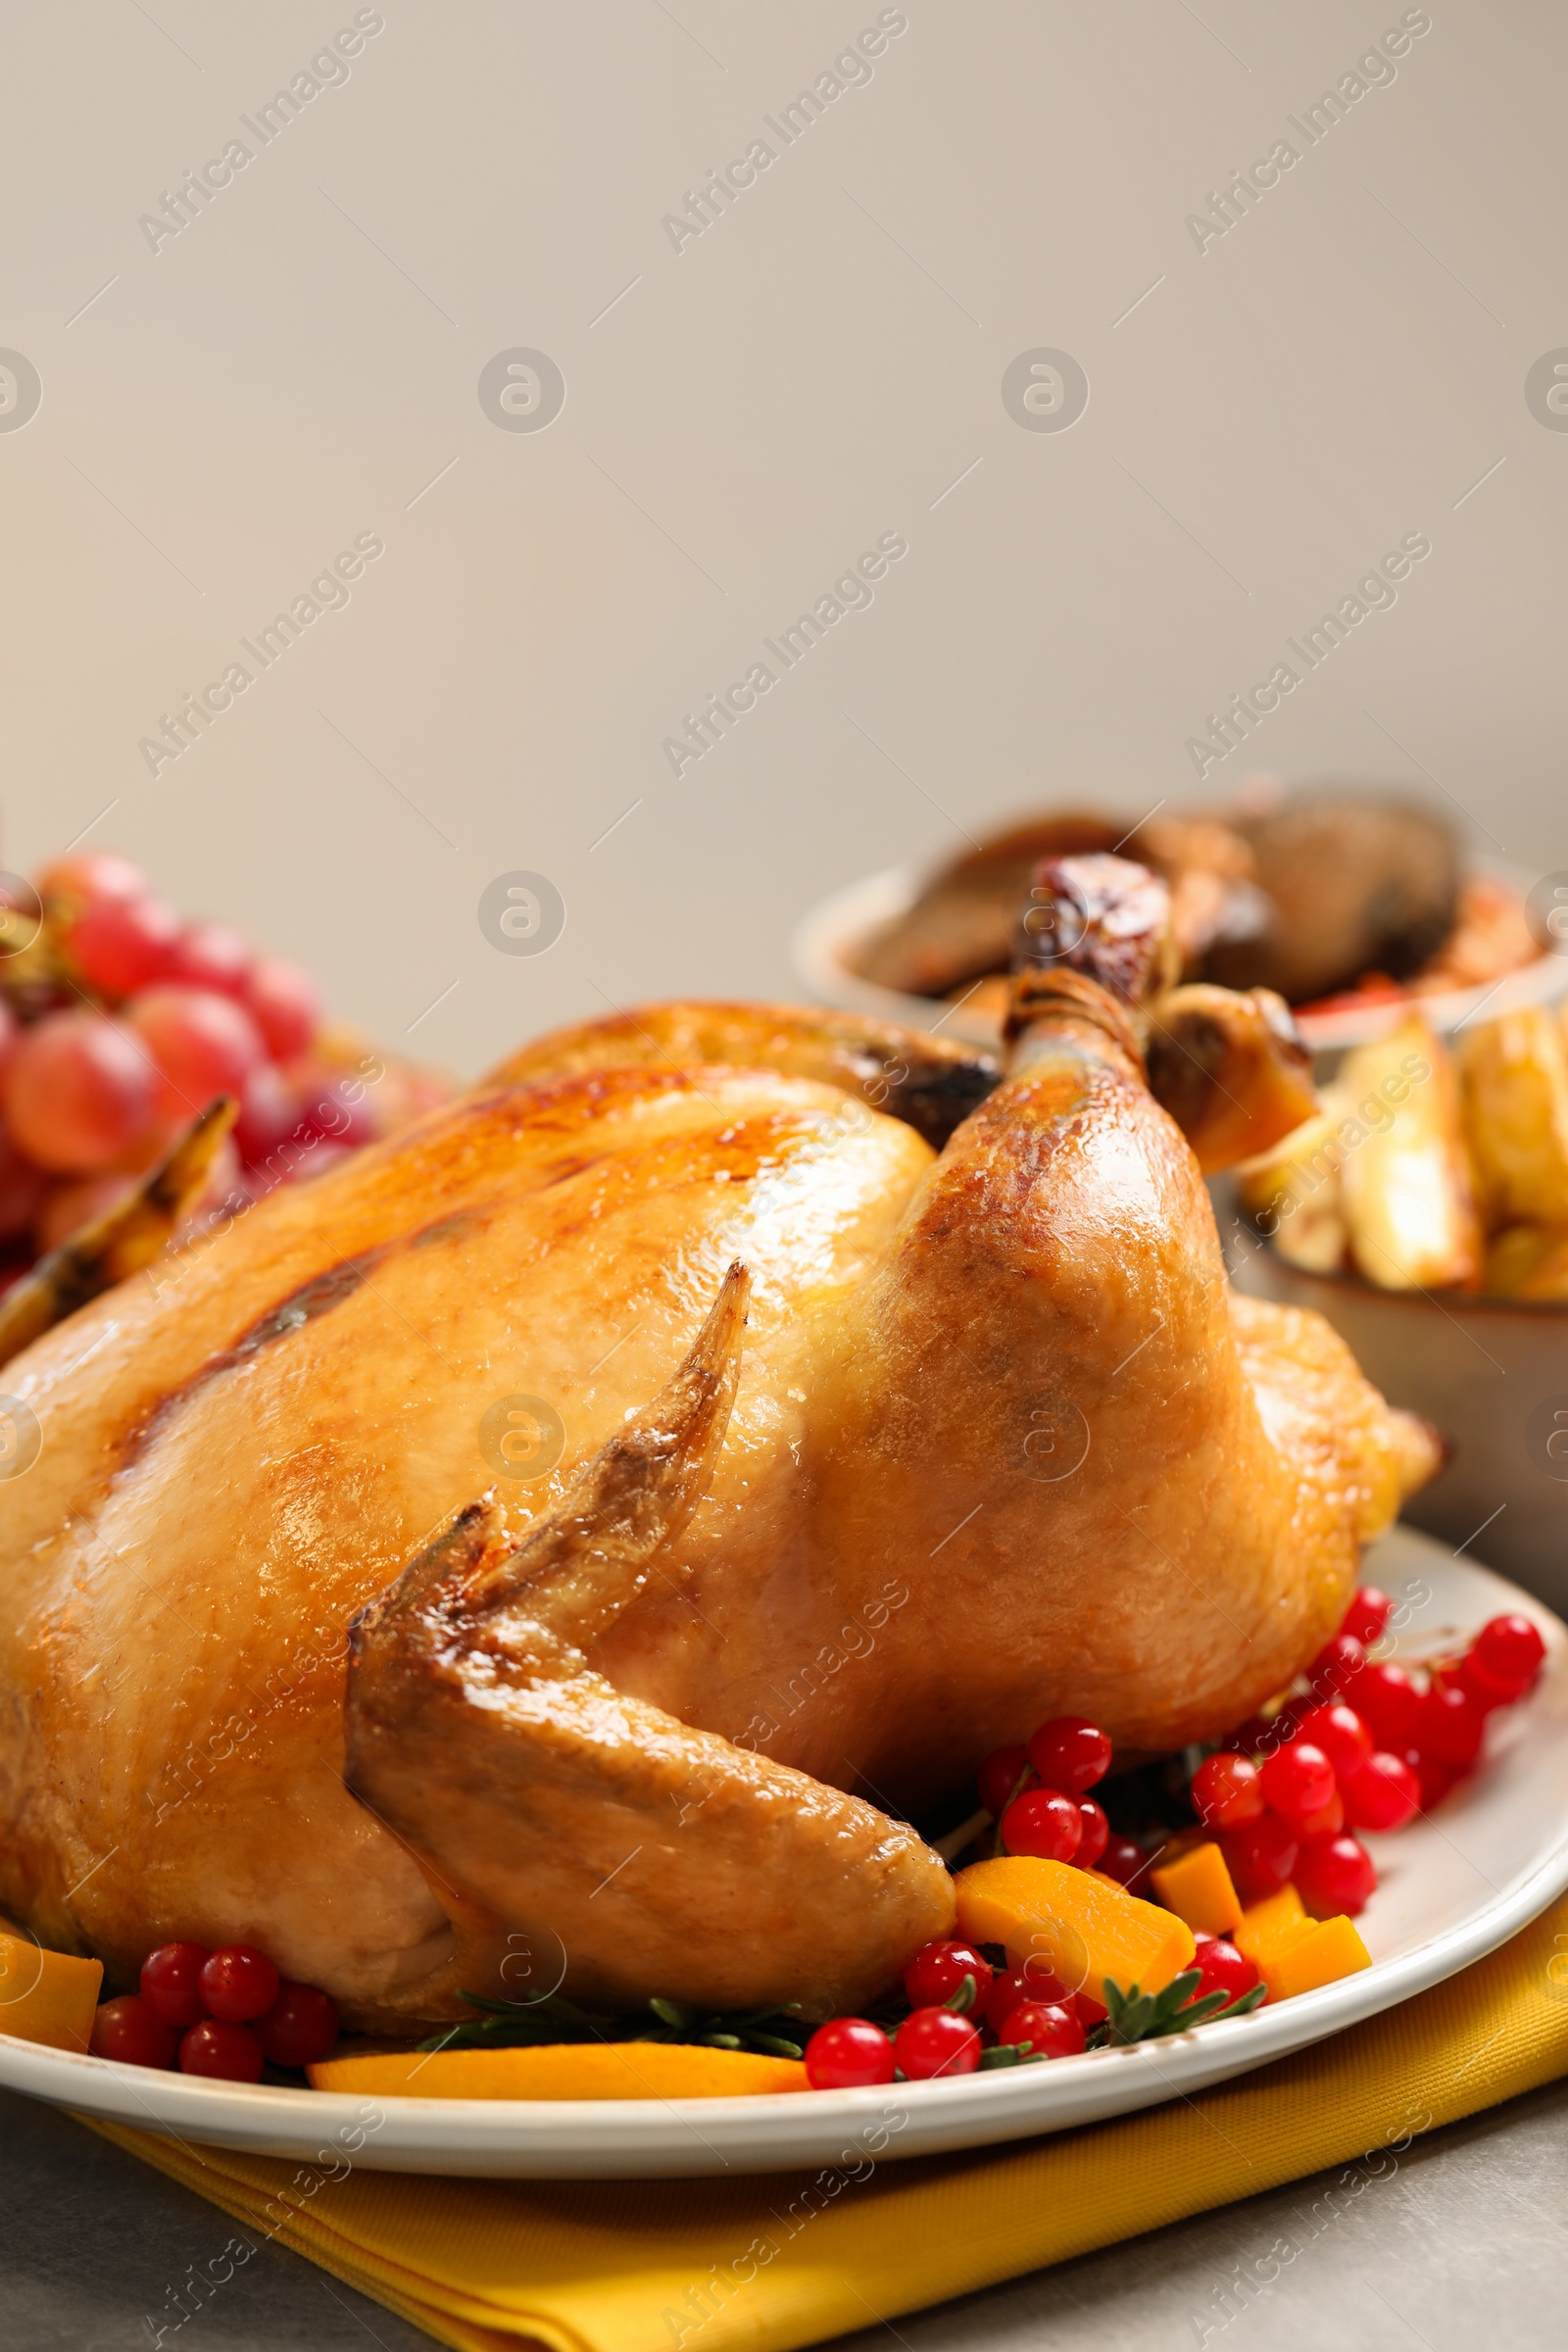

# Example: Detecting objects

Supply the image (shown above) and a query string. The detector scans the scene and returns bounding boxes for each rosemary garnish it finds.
[1094,1970,1267,2046]
[418,1988,808,2058]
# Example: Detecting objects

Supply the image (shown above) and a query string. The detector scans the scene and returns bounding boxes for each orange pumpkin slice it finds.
[308,2042,809,2100]
[955,1856,1196,2003]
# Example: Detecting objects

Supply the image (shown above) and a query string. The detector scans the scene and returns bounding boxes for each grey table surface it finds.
[5,2074,1566,2352]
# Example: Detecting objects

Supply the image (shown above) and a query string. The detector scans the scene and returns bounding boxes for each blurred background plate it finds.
[793,861,1568,1060]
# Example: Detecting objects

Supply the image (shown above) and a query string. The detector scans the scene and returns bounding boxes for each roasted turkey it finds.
[0,859,1438,2026]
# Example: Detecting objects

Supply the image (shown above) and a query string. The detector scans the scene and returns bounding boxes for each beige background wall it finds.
[1,0,1562,1076]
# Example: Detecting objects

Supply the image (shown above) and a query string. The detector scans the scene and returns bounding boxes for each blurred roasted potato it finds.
[1337,1016,1482,1291]
[1235,1091,1351,1273]
[1456,1006,1568,1226]
[1247,993,1568,1301]
[1482,1223,1568,1299]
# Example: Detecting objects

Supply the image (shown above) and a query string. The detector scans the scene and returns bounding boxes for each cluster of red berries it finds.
[804,1937,1102,2089]
[1195,1591,1546,1916]
[804,1591,1548,2093]
[90,1941,339,2081]
[974,1713,1129,1873]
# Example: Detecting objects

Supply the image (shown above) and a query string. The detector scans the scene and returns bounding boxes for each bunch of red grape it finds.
[0,850,447,1291]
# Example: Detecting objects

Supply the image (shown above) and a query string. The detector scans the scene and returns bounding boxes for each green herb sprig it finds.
[1095,1970,1266,2046]
[418,1989,808,2059]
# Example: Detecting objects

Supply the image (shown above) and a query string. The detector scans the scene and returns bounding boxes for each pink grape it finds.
[68,894,179,1000]
[4,1010,155,1172]
[244,957,318,1062]
[127,986,266,1118]
[35,1173,136,1253]
[36,852,145,907]
[233,1062,299,1165]
[296,1075,377,1151]
[290,1140,354,1186]
[169,921,251,998]
[0,1135,46,1242]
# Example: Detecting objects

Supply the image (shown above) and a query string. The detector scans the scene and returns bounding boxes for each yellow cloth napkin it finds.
[86,1892,1568,2352]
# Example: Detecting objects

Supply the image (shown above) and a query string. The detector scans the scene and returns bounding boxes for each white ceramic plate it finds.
[792,863,1568,1056]
[4,1529,1565,2179]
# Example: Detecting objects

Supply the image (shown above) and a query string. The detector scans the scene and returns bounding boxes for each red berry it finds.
[1474,1614,1545,1695]
[986,1962,1074,2030]
[804,2017,896,2088]
[1251,1695,1316,1758]
[1307,1633,1366,1698]
[1222,1813,1299,1900]
[1189,1937,1260,2007]
[198,1943,279,2024]
[1415,1680,1485,1769]
[1295,1832,1377,1918]
[1346,1660,1421,1749]
[245,957,319,1062]
[68,894,179,1000]
[254,1982,339,2069]
[1403,1744,1456,1810]
[1001,1787,1083,1863]
[1453,1648,1519,1714]
[4,1010,155,1173]
[893,2006,982,2081]
[1192,1751,1266,1829]
[998,1999,1084,2059]
[1296,1788,1346,1838]
[977,1743,1033,1819]
[170,920,251,997]
[1074,1798,1109,1871]
[1342,1750,1421,1833]
[902,1939,993,2011]
[1259,1740,1337,1827]
[1219,1713,1273,1756]
[1296,1704,1373,1783]
[1074,1990,1108,2031]
[178,2018,265,2082]
[90,1993,178,2069]
[139,1941,211,2030]
[1025,1715,1112,1794]
[1098,1835,1151,1889]
[1340,1586,1392,1648]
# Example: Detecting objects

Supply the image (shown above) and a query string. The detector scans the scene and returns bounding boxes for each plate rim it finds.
[5,1534,1566,2178]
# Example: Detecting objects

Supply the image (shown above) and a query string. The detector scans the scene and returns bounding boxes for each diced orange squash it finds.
[0,1932,103,2053]
[1260,1914,1371,2002]
[955,1856,1196,2003]
[307,2042,808,2101]
[1151,1825,1210,1870]
[1151,1840,1243,1937]
[1232,1885,1307,1968]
